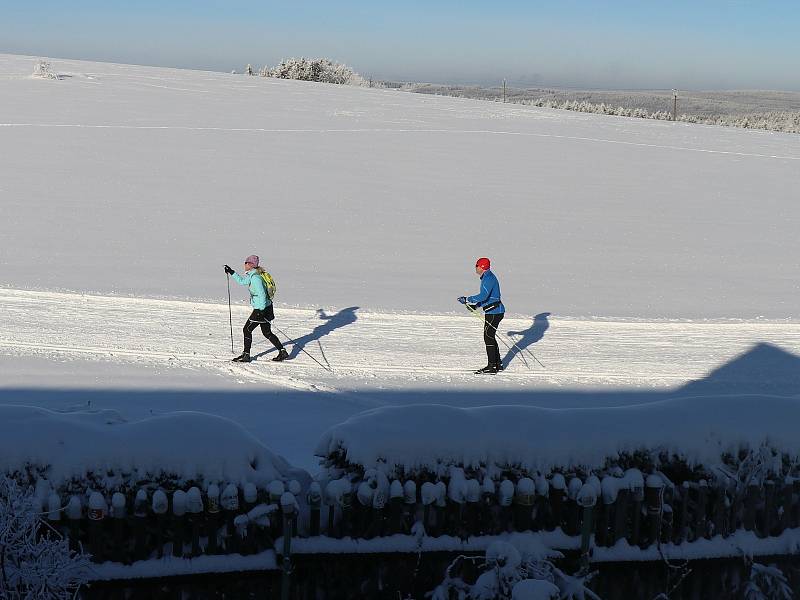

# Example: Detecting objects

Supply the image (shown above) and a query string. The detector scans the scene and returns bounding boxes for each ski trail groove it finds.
[2,289,800,392]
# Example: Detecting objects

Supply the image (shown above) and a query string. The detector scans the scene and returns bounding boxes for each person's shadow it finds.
[271,306,360,361]
[503,312,550,369]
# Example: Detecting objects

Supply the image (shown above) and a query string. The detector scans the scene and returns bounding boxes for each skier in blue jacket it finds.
[224,255,288,363]
[458,257,505,374]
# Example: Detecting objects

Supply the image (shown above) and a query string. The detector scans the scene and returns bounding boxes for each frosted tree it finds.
[245,64,254,76]
[429,542,602,600]
[32,60,58,80]
[742,562,793,600]
[264,57,365,85]
[0,476,90,599]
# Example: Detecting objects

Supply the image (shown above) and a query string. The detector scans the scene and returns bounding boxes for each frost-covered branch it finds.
[0,477,90,600]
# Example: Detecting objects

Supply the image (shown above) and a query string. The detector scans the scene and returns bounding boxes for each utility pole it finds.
[503,79,507,103]
[672,89,678,121]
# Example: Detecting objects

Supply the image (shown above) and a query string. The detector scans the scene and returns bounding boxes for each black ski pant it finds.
[243,307,284,354]
[483,312,504,367]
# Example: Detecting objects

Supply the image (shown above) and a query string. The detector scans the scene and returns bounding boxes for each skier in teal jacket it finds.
[225,255,288,363]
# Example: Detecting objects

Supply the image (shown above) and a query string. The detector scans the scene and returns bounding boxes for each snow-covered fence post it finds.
[628,474,644,546]
[779,477,793,533]
[87,492,108,561]
[307,482,322,536]
[221,483,240,553]
[645,475,664,547]
[186,487,204,556]
[403,480,417,534]
[480,478,496,535]
[356,478,374,538]
[47,490,63,538]
[763,479,775,538]
[280,492,295,600]
[598,476,617,546]
[421,481,436,535]
[109,492,126,564]
[288,480,302,537]
[151,490,168,559]
[744,482,759,533]
[711,484,728,539]
[676,481,690,543]
[577,483,597,570]
[514,477,534,532]
[370,481,388,538]
[171,489,187,558]
[465,479,481,536]
[323,481,337,538]
[549,474,566,532]
[693,479,708,541]
[566,477,583,535]
[446,476,466,537]
[133,489,149,560]
[661,503,674,543]
[233,513,250,555]
[206,483,221,554]
[611,487,629,545]
[388,480,404,534]
[65,495,83,554]
[434,481,447,536]
[498,479,514,533]
[533,475,549,530]
[269,480,286,539]
[338,481,353,539]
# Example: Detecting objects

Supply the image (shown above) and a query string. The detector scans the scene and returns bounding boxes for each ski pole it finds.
[468,303,545,368]
[463,303,529,369]
[271,324,334,373]
[463,303,545,369]
[226,273,234,354]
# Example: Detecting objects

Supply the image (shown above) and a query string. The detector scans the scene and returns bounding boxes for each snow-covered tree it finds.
[245,64,254,76]
[264,57,365,86]
[31,60,58,80]
[742,562,793,600]
[429,541,602,600]
[0,476,90,599]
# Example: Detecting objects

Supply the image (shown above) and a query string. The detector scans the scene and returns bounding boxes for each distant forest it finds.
[395,83,800,134]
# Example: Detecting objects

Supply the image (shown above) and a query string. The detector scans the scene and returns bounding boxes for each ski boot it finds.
[232,352,251,363]
[474,364,499,375]
[272,349,289,362]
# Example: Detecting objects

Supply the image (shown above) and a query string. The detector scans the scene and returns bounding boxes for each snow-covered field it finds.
[1,53,799,474]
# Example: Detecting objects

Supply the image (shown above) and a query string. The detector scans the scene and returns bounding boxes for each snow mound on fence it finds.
[315,395,800,474]
[0,405,305,487]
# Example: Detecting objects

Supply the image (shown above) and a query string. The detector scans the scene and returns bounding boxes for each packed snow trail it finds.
[2,289,800,392]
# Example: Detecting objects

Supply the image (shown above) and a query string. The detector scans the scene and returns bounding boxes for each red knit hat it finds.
[475,257,491,270]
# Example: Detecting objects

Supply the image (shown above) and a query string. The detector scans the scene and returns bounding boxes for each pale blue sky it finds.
[2,1,798,90]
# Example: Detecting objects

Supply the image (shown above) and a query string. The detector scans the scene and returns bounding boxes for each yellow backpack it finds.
[260,271,276,300]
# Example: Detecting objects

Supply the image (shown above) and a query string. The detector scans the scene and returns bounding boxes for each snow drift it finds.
[0,405,307,488]
[315,395,800,475]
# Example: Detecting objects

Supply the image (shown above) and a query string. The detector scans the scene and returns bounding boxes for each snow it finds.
[0,53,798,320]
[1,287,800,473]
[0,54,799,566]
[0,404,306,489]
[316,396,800,475]
[512,579,560,600]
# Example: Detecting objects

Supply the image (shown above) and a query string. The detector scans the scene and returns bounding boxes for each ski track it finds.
[2,288,800,394]
[1,122,798,161]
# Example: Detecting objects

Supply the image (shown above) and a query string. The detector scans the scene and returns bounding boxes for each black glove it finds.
[457,296,467,304]
[224,265,234,275]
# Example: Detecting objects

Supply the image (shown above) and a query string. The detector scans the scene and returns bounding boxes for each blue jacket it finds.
[232,269,271,310]
[468,270,505,315]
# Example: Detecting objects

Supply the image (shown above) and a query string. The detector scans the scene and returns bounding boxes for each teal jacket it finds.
[232,269,271,310]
